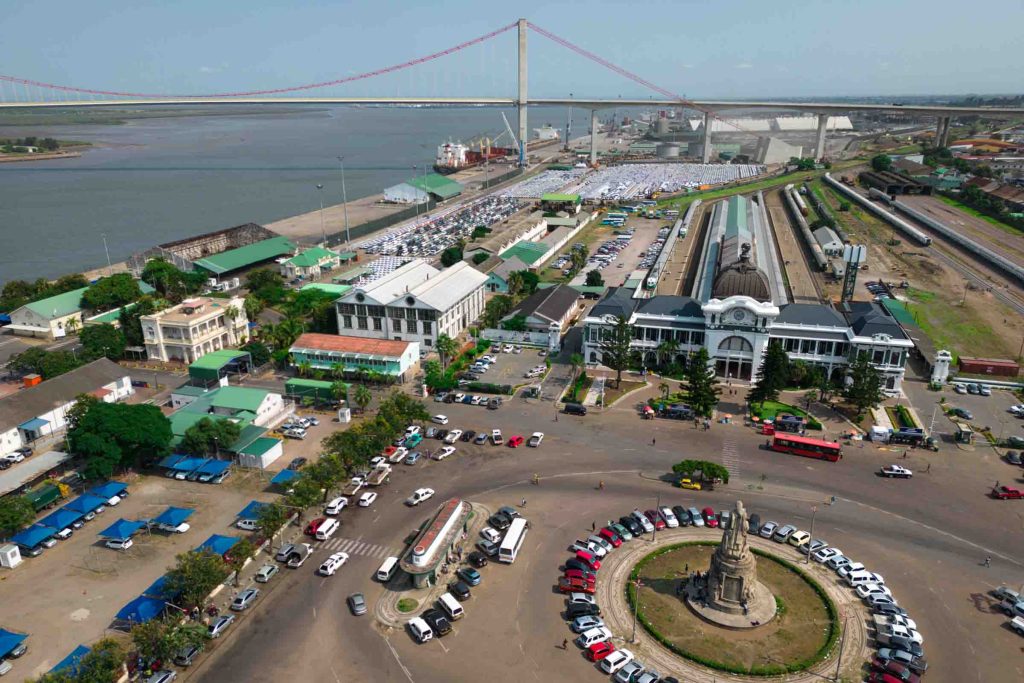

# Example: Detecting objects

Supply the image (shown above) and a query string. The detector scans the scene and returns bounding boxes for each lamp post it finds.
[337,156,351,247]
[101,232,112,275]
[414,165,421,221]
[806,505,817,564]
[631,578,643,643]
[316,184,326,247]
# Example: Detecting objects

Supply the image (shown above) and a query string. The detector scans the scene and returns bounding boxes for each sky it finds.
[2,0,1020,100]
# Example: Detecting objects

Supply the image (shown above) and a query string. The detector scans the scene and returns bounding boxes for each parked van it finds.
[315,518,339,541]
[407,617,433,643]
[438,592,465,621]
[564,403,587,416]
[845,570,881,587]
[376,556,400,582]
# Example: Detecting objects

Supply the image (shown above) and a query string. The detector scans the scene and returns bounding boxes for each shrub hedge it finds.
[626,541,839,677]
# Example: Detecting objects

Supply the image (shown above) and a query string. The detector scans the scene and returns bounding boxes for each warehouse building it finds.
[813,226,844,256]
[383,174,463,204]
[279,247,344,280]
[192,235,296,278]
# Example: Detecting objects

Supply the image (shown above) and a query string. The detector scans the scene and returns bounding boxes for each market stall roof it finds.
[115,595,166,624]
[49,645,90,676]
[39,508,83,531]
[196,459,231,476]
[195,534,240,555]
[19,416,49,431]
[11,523,56,548]
[63,494,108,514]
[237,500,269,519]
[151,506,194,528]
[98,518,147,541]
[0,629,27,659]
[270,469,299,485]
[89,481,128,500]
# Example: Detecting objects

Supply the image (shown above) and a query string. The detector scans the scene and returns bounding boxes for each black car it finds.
[566,602,601,619]
[671,505,690,527]
[461,430,476,442]
[497,506,520,519]
[619,516,643,536]
[563,403,587,416]
[888,637,923,658]
[872,602,908,617]
[748,513,761,534]
[488,513,512,530]
[448,580,471,600]
[564,558,591,573]
[421,608,452,636]
[15,446,33,457]
[287,457,308,471]
[436,429,449,440]
[467,551,489,568]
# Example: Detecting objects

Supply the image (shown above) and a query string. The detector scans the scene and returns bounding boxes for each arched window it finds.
[589,351,598,363]
[718,336,753,353]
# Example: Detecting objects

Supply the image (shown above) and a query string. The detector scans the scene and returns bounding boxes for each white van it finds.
[407,617,433,643]
[845,570,881,587]
[376,556,400,582]
[315,518,339,541]
[324,497,348,515]
[438,592,464,621]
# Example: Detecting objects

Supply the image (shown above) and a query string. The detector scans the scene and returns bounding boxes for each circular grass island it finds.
[628,542,839,676]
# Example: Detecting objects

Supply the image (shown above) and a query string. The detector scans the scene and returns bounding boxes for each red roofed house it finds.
[288,333,420,383]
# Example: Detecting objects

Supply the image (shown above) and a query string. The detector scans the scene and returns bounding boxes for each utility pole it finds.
[833,612,849,681]
[316,184,326,247]
[337,156,351,247]
[101,232,112,275]
[631,578,642,643]
[806,505,817,564]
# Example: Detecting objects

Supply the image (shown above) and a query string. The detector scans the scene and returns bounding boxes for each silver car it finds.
[208,614,235,638]
[230,588,260,611]
[254,564,278,583]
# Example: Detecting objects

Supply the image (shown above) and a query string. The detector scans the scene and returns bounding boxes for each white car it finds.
[236,519,259,531]
[880,464,913,478]
[106,495,122,506]
[813,547,842,563]
[350,474,366,487]
[1,453,25,464]
[837,562,866,579]
[576,626,613,648]
[601,649,635,674]
[318,552,350,576]
[358,492,378,507]
[434,446,456,461]
[405,425,421,437]
[55,527,74,540]
[491,429,503,445]
[405,488,435,506]
[588,535,613,554]
[827,554,853,571]
[158,522,190,534]
[105,538,133,551]
[857,583,893,600]
[387,447,409,464]
[1009,404,1024,416]
[659,506,679,528]
[369,456,386,469]
[528,432,544,447]
[432,415,449,425]
[502,344,514,353]
[325,497,349,515]
[444,429,463,444]
[758,521,778,538]
[480,527,502,543]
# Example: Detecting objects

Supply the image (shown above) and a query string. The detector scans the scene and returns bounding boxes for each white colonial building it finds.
[335,260,487,349]
[141,296,249,363]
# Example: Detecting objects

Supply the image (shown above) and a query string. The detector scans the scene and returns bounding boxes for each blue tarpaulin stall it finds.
[236,500,269,519]
[11,523,56,548]
[270,469,298,485]
[63,494,107,514]
[157,454,187,469]
[115,595,166,623]
[49,645,90,675]
[170,457,208,472]
[39,508,83,531]
[197,460,231,476]
[195,534,240,556]
[141,574,177,600]
[151,506,194,528]
[97,518,147,541]
[89,481,128,499]
[0,629,27,659]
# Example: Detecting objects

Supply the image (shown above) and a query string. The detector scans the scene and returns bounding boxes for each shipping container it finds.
[958,357,1019,377]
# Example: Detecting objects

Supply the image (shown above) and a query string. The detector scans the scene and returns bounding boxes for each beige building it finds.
[141,296,249,363]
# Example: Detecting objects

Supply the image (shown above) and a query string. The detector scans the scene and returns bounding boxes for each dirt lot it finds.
[4,473,278,679]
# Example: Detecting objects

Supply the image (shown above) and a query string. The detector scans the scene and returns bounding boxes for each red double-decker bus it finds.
[770,434,842,462]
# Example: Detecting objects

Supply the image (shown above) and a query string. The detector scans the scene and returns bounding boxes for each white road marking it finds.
[382,635,415,683]
[437,638,449,654]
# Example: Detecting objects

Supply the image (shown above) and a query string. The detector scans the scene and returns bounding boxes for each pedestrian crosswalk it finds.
[320,536,399,560]
[720,438,741,478]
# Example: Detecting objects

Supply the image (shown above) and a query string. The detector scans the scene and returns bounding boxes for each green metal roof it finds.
[333,266,373,283]
[538,283,606,295]
[285,378,334,389]
[209,386,268,413]
[541,193,581,203]
[407,174,463,200]
[169,411,210,440]
[238,436,280,457]
[724,195,750,240]
[22,286,88,319]
[285,247,337,268]
[188,349,250,380]
[193,236,295,275]
[171,385,210,397]
[880,298,917,327]
[500,241,549,266]
[300,283,352,296]
[334,251,357,261]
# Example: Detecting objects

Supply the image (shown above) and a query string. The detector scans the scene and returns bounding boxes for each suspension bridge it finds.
[2,19,1022,164]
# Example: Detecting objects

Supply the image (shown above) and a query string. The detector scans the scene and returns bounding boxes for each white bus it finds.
[498,517,528,564]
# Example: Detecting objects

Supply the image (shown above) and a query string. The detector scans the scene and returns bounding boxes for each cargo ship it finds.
[433,141,517,175]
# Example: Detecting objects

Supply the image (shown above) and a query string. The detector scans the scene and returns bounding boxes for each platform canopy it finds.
[141,574,178,601]
[237,500,269,519]
[0,629,27,659]
[115,595,166,624]
[195,534,240,556]
[98,518,147,541]
[89,481,128,500]
[168,456,208,472]
[151,506,194,528]
[197,459,231,475]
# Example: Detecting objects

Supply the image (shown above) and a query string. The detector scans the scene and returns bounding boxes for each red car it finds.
[575,550,601,571]
[598,528,622,547]
[382,446,397,458]
[559,576,596,594]
[508,435,524,448]
[643,510,666,530]
[702,507,719,528]
[867,673,906,683]
[991,486,1023,499]
[305,517,327,536]
[871,658,920,683]
[586,640,616,662]
[564,568,597,584]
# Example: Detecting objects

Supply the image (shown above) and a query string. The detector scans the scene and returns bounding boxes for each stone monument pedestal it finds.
[686,579,777,629]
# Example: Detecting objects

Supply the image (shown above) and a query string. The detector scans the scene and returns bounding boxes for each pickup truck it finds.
[991,486,1023,499]
[286,543,313,569]
[1010,616,1024,636]
[366,464,392,486]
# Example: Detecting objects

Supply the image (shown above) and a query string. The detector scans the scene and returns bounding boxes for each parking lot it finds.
[453,343,550,388]
[4,472,278,678]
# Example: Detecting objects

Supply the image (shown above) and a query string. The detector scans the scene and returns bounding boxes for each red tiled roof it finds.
[413,498,462,557]
[291,332,412,357]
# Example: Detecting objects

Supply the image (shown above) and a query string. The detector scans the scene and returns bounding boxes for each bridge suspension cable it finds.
[0,22,517,100]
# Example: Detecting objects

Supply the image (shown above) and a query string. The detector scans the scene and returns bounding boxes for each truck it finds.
[366,464,392,487]
[285,543,313,569]
[342,481,364,497]
[25,483,62,512]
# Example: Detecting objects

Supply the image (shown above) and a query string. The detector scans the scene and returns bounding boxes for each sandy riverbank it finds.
[0,151,82,163]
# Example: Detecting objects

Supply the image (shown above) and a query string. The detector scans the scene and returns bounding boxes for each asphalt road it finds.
[190,384,1024,683]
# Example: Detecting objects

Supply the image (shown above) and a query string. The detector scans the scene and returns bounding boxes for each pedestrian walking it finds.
[521,498,527,507]
[926,463,931,473]
[684,562,689,572]
[562,638,568,649]
[652,437,656,446]
[592,521,596,531]
[984,556,991,567]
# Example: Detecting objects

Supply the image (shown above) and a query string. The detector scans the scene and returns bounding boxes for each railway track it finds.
[926,242,1024,317]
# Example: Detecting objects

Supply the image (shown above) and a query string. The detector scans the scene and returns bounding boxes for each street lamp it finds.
[806,505,817,565]
[630,578,643,643]
[101,232,112,275]
[337,156,351,247]
[414,165,421,221]
[315,184,326,247]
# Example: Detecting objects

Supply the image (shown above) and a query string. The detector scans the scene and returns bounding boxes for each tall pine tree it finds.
[749,341,790,405]
[844,351,884,417]
[598,315,635,388]
[684,348,721,417]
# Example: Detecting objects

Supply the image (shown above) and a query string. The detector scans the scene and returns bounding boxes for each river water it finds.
[0,105,596,284]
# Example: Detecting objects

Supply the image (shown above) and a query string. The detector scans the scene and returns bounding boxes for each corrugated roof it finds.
[290,333,413,358]
[500,241,549,266]
[541,193,581,203]
[238,437,280,457]
[775,303,848,327]
[193,236,295,275]
[409,261,487,310]
[300,283,352,296]
[488,255,530,283]
[286,247,337,268]
[284,378,335,388]
[189,349,249,372]
[22,286,88,319]
[505,284,579,325]
[209,386,268,413]
[0,359,126,431]
[407,174,463,200]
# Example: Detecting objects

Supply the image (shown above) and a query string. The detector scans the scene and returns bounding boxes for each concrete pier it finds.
[814,113,829,160]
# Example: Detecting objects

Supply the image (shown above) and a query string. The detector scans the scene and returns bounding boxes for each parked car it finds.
[457,567,482,586]
[347,592,368,615]
[421,608,452,636]
[230,588,260,611]
[477,539,499,557]
[254,564,279,583]
[467,551,489,568]
[474,432,489,445]
[173,643,203,667]
[358,492,378,507]
[491,429,504,445]
[702,507,719,528]
[507,435,524,448]
[773,524,796,542]
[105,538,133,551]
[528,432,544,447]
[434,446,456,460]
[208,614,236,638]
[432,415,449,425]
[406,488,435,506]
[601,649,635,674]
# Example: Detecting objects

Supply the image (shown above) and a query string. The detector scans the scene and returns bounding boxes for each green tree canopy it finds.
[501,315,527,332]
[585,270,605,287]
[131,619,208,664]
[597,314,634,388]
[165,549,230,610]
[80,323,126,361]
[140,259,205,303]
[672,459,730,484]
[69,402,173,479]
[81,273,142,312]
[871,154,893,172]
[246,268,286,303]
[240,341,271,367]
[0,496,36,537]
[352,384,373,412]
[65,393,100,432]
[0,273,88,313]
[435,334,459,371]
[683,348,721,417]
[181,417,242,456]
[7,347,82,380]
[481,295,516,328]
[256,502,290,550]
[844,351,884,416]
[440,246,464,267]
[749,340,789,404]
[118,295,160,347]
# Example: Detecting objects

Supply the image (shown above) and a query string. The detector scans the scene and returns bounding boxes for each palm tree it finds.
[243,294,263,321]
[225,305,239,322]
[659,382,670,399]
[330,363,345,381]
[297,360,313,378]
[436,334,459,372]
[656,338,680,369]
[569,352,584,384]
[352,384,373,413]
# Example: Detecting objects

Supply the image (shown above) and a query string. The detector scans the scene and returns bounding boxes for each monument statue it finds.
[726,500,749,557]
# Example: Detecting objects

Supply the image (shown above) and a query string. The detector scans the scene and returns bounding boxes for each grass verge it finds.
[397,598,418,613]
